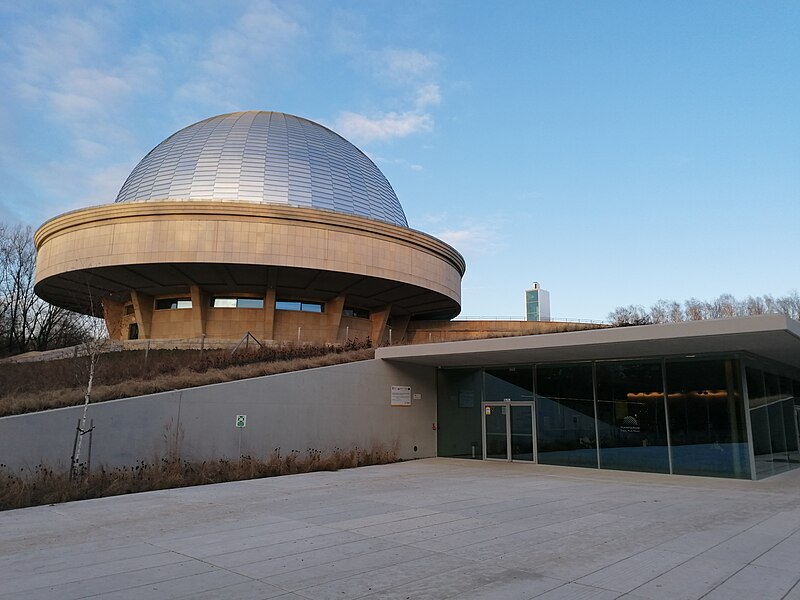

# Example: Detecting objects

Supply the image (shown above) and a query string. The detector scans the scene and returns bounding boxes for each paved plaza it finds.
[2,458,800,600]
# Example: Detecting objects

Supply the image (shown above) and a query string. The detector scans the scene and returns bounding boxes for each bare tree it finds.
[71,294,111,477]
[649,300,671,324]
[775,291,800,320]
[744,295,766,315]
[609,291,800,326]
[0,224,38,353]
[684,298,707,321]
[668,301,684,323]
[710,293,737,318]
[0,223,91,356]
[608,305,652,327]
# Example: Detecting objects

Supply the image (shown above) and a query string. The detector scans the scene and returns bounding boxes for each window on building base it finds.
[211,297,265,309]
[276,300,324,313]
[343,307,370,319]
[155,298,192,310]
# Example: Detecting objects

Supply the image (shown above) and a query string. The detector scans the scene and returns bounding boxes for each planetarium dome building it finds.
[34,111,465,345]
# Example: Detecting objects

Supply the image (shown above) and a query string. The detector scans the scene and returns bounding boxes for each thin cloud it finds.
[333,111,433,144]
[326,18,444,144]
[74,139,108,161]
[373,156,424,171]
[429,218,506,259]
[49,69,132,117]
[381,48,438,83]
[415,83,441,108]
[175,3,304,110]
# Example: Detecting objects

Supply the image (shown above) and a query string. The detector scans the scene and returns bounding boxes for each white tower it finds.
[525,282,551,321]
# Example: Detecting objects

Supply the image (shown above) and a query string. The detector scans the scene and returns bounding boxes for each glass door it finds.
[483,404,509,460]
[482,402,536,462]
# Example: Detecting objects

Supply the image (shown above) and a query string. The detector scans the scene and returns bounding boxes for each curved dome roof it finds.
[115,111,408,227]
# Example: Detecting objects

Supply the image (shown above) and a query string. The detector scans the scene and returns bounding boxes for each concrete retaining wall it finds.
[0,359,436,472]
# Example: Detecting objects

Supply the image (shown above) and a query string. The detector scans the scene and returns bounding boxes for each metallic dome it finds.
[115,111,408,227]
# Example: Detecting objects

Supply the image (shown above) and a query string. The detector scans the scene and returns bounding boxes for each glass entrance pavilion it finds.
[437,355,800,479]
[378,315,800,480]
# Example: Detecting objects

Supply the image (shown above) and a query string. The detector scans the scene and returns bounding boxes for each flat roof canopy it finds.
[376,315,800,373]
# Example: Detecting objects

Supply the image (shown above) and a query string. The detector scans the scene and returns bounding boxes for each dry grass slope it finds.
[0,341,373,417]
[0,444,398,511]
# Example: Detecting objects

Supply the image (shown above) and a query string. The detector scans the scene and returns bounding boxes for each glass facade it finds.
[484,369,535,461]
[596,361,669,473]
[436,355,800,479]
[666,359,749,478]
[526,290,541,322]
[536,364,597,468]
[525,287,550,321]
[436,369,483,459]
[746,366,800,478]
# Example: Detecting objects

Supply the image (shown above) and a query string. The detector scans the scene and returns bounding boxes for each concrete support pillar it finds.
[100,297,126,341]
[388,314,411,346]
[263,288,276,341]
[189,285,207,338]
[130,290,154,340]
[325,296,346,343]
[370,306,391,348]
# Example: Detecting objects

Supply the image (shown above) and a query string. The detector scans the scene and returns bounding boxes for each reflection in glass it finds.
[666,359,749,479]
[747,367,773,478]
[237,298,264,309]
[765,373,788,467]
[596,361,669,473]
[211,297,264,308]
[436,369,483,459]
[155,298,192,310]
[781,377,800,464]
[511,405,534,461]
[485,368,533,402]
[275,300,324,312]
[746,366,800,478]
[485,405,508,459]
[212,298,238,308]
[535,364,597,468]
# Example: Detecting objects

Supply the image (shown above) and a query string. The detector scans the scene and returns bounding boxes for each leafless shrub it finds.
[608,291,800,326]
[0,443,399,511]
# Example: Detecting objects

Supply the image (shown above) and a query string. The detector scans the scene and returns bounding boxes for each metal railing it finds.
[452,316,607,324]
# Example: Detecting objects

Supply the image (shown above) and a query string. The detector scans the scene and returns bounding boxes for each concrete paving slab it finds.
[287,554,468,600]
[156,523,343,558]
[0,560,215,600]
[207,531,372,570]
[702,564,800,600]
[630,556,746,599]
[531,582,621,600]
[2,458,800,600]
[575,548,692,593]
[785,580,800,600]
[261,546,443,593]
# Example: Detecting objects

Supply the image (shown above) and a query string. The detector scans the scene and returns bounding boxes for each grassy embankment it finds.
[0,339,373,417]
[0,339,393,511]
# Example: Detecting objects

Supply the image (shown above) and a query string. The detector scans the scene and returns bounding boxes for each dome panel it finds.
[116,111,408,227]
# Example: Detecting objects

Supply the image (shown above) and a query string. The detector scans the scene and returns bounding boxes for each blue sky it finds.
[1,1,798,321]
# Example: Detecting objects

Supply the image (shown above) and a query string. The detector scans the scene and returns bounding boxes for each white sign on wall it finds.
[391,386,412,406]
[235,415,247,428]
